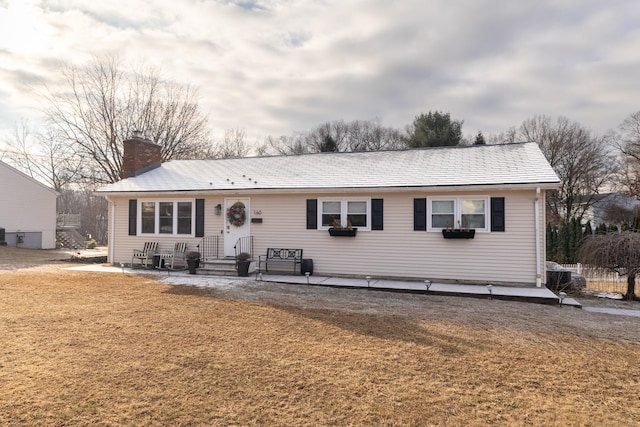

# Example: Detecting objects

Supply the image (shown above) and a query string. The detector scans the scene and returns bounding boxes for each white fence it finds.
[560,263,638,296]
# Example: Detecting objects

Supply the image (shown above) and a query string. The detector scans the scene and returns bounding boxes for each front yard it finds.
[1,262,639,425]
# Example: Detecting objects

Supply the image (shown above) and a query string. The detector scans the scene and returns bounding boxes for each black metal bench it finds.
[258,248,303,274]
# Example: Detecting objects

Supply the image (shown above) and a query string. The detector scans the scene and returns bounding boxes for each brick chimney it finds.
[121,132,162,179]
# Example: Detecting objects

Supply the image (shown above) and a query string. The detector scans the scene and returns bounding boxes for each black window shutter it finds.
[491,197,505,232]
[195,199,205,237]
[372,198,383,230]
[306,199,318,229]
[414,198,426,231]
[128,199,137,236]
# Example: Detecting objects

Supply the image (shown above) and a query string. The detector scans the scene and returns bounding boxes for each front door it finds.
[224,198,251,257]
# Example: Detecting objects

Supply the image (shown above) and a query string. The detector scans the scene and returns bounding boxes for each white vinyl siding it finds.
[108,189,546,286]
[0,161,57,249]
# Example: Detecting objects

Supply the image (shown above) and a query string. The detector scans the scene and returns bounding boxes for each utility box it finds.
[546,270,571,291]
[0,227,6,246]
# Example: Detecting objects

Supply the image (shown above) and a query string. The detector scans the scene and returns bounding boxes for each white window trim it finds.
[317,197,371,231]
[427,196,490,232]
[138,199,196,237]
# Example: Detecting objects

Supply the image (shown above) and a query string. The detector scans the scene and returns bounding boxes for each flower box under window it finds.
[442,229,476,239]
[328,228,358,237]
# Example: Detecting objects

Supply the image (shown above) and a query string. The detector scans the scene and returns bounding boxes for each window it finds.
[319,198,370,230]
[141,202,155,234]
[138,200,194,236]
[428,197,488,231]
[177,202,192,235]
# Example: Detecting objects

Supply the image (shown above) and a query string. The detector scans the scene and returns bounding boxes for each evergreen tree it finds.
[405,111,464,148]
[609,224,619,233]
[474,131,486,145]
[633,213,640,232]
[583,221,593,237]
[558,220,570,262]
[596,222,608,235]
[546,223,557,261]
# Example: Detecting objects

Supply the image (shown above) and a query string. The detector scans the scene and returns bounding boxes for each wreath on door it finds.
[227,201,246,227]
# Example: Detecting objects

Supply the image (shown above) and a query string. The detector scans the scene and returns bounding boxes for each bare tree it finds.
[263,119,405,155]
[3,120,80,190]
[612,111,640,197]
[615,156,640,198]
[41,56,212,184]
[616,110,640,161]
[214,128,251,158]
[516,116,614,223]
[578,232,640,300]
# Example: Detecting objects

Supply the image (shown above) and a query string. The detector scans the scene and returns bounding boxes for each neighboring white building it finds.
[97,138,561,287]
[580,193,640,228]
[0,160,58,249]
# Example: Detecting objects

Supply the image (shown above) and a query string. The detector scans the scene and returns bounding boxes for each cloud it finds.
[1,0,639,147]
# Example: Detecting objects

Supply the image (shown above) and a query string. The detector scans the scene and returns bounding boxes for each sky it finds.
[0,0,639,148]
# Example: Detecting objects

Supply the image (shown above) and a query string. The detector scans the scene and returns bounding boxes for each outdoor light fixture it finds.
[486,284,493,299]
[305,271,310,284]
[559,291,567,307]
[215,204,222,216]
[424,280,432,293]
[365,276,372,287]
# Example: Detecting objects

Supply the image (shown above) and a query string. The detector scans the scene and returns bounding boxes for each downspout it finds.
[105,196,115,264]
[534,187,542,287]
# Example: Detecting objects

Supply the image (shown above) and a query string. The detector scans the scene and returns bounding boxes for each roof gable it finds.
[97,142,560,194]
[0,160,58,196]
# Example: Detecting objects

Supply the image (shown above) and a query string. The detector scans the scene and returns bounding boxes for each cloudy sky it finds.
[0,0,639,147]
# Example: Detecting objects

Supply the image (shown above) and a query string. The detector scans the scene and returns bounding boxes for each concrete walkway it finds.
[66,263,577,306]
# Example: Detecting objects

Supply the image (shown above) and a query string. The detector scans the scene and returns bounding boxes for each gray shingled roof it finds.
[97,142,560,194]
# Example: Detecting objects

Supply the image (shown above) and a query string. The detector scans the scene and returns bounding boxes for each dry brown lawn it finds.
[1,247,640,425]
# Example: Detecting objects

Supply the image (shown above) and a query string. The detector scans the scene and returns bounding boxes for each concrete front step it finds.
[195,259,256,276]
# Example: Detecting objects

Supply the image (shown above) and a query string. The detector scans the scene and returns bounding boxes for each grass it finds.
[1,268,639,425]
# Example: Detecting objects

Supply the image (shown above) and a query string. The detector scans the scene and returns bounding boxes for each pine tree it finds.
[558,220,570,262]
[546,223,557,261]
[596,222,608,235]
[583,221,593,237]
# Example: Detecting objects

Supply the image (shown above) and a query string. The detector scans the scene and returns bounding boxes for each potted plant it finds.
[236,252,251,277]
[186,251,201,274]
[328,218,358,237]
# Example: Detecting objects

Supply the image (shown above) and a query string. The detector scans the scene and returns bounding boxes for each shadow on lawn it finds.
[163,284,479,354]
[269,305,476,355]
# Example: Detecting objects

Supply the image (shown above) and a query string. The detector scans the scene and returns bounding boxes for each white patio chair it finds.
[131,241,159,268]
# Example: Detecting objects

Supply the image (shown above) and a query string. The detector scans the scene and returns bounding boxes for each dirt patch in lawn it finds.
[1,248,640,425]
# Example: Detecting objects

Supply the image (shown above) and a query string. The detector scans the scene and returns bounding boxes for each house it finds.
[96,136,560,287]
[0,160,58,249]
[579,193,640,229]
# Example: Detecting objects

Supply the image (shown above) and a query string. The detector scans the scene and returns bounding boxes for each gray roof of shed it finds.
[97,142,560,194]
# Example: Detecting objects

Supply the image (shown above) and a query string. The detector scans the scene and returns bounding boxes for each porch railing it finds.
[234,236,254,259]
[198,235,221,261]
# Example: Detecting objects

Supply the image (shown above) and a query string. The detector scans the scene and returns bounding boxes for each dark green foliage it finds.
[621,221,630,232]
[405,111,464,148]
[547,219,591,263]
[633,213,640,231]
[596,222,608,235]
[474,131,486,145]
[609,224,619,233]
[319,135,338,152]
[546,223,557,260]
[583,221,593,237]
